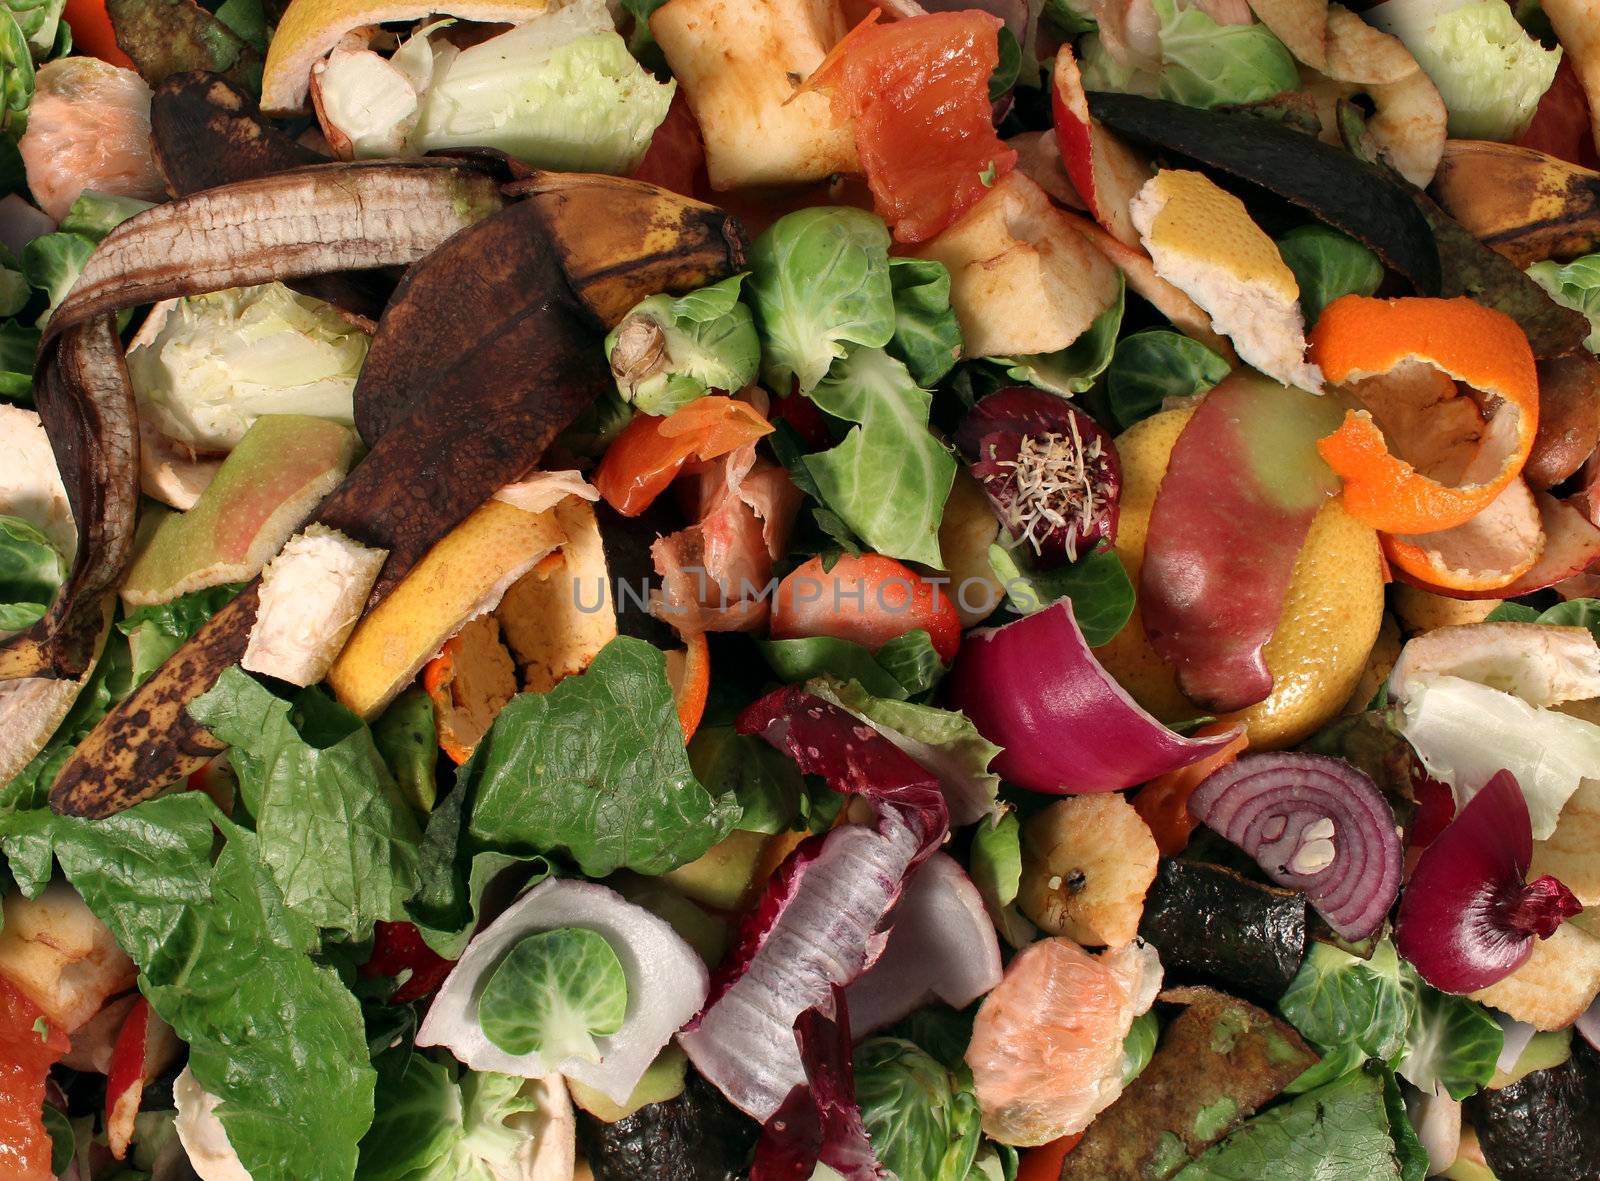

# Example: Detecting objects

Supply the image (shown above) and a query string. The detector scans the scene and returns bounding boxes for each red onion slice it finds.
[949,600,1241,793]
[845,852,1003,1036]
[1187,752,1403,941]
[1395,770,1582,994]
[749,987,880,1181]
[680,688,949,1121]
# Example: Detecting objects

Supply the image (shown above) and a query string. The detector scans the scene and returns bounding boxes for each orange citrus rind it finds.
[1309,295,1539,536]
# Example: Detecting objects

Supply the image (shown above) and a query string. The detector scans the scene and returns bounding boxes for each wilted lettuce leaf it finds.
[1526,254,1600,352]
[1373,0,1558,140]
[462,636,736,877]
[1150,0,1300,109]
[854,1037,984,1181]
[117,582,241,686]
[0,512,61,631]
[188,667,423,942]
[406,1,674,173]
[748,207,897,394]
[1277,940,1416,1091]
[0,794,375,1181]
[1176,1066,1405,1180]
[1396,981,1502,1101]
[1276,226,1385,327]
[888,256,963,387]
[1105,328,1230,431]
[806,347,956,567]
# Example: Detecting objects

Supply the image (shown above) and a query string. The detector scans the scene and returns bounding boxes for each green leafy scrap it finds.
[1276,225,1385,327]
[479,927,628,1060]
[188,667,423,942]
[117,582,241,686]
[0,794,376,1181]
[748,207,897,394]
[0,513,61,631]
[806,346,956,567]
[888,257,963,387]
[986,542,1135,647]
[463,636,736,878]
[1105,329,1232,431]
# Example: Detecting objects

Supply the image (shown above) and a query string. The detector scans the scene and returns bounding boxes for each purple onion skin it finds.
[949,600,1240,793]
[954,386,1121,568]
[1187,752,1403,942]
[1396,770,1583,995]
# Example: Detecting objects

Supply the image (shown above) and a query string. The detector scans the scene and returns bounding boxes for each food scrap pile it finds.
[0,0,1599,1178]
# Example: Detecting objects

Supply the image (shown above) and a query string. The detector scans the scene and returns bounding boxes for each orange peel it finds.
[1310,295,1540,535]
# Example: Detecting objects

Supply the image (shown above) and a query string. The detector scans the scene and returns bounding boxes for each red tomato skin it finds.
[63,0,135,67]
[595,412,686,517]
[360,921,457,1004]
[1516,58,1600,169]
[829,11,1019,243]
[1017,1132,1084,1181]
[631,91,710,201]
[771,553,962,662]
[0,977,69,1181]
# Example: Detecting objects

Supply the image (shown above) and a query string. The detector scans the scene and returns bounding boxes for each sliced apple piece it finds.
[243,524,387,687]
[652,0,858,190]
[328,497,566,719]
[909,171,1121,358]
[120,415,359,607]
[0,880,137,1033]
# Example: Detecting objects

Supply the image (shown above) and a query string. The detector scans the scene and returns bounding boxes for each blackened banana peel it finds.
[45,172,746,818]
[1,159,504,685]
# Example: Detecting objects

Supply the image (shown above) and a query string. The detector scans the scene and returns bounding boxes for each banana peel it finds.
[1431,139,1600,269]
[329,498,566,720]
[49,175,746,818]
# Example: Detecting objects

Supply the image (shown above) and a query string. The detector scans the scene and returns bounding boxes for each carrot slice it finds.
[667,630,711,741]
[1309,296,1539,535]
[1017,1132,1085,1181]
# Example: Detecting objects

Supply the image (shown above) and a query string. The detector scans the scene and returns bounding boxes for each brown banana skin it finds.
[1432,140,1600,269]
[150,73,326,195]
[50,177,748,818]
[0,162,505,685]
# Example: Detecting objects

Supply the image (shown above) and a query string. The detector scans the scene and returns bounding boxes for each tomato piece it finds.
[821,11,1018,243]
[631,91,709,200]
[771,553,961,662]
[1516,58,1600,170]
[770,389,832,450]
[360,921,456,1004]
[63,0,135,67]
[0,977,69,1181]
[594,396,773,517]
[1017,1132,1085,1181]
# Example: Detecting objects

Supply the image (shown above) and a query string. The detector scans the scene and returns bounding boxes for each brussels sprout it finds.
[854,1037,984,1181]
[605,274,760,415]
[479,927,629,1062]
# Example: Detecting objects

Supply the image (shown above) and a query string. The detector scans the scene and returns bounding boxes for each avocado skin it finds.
[1138,859,1308,1002]
[1466,1035,1600,1181]
[579,1070,759,1181]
